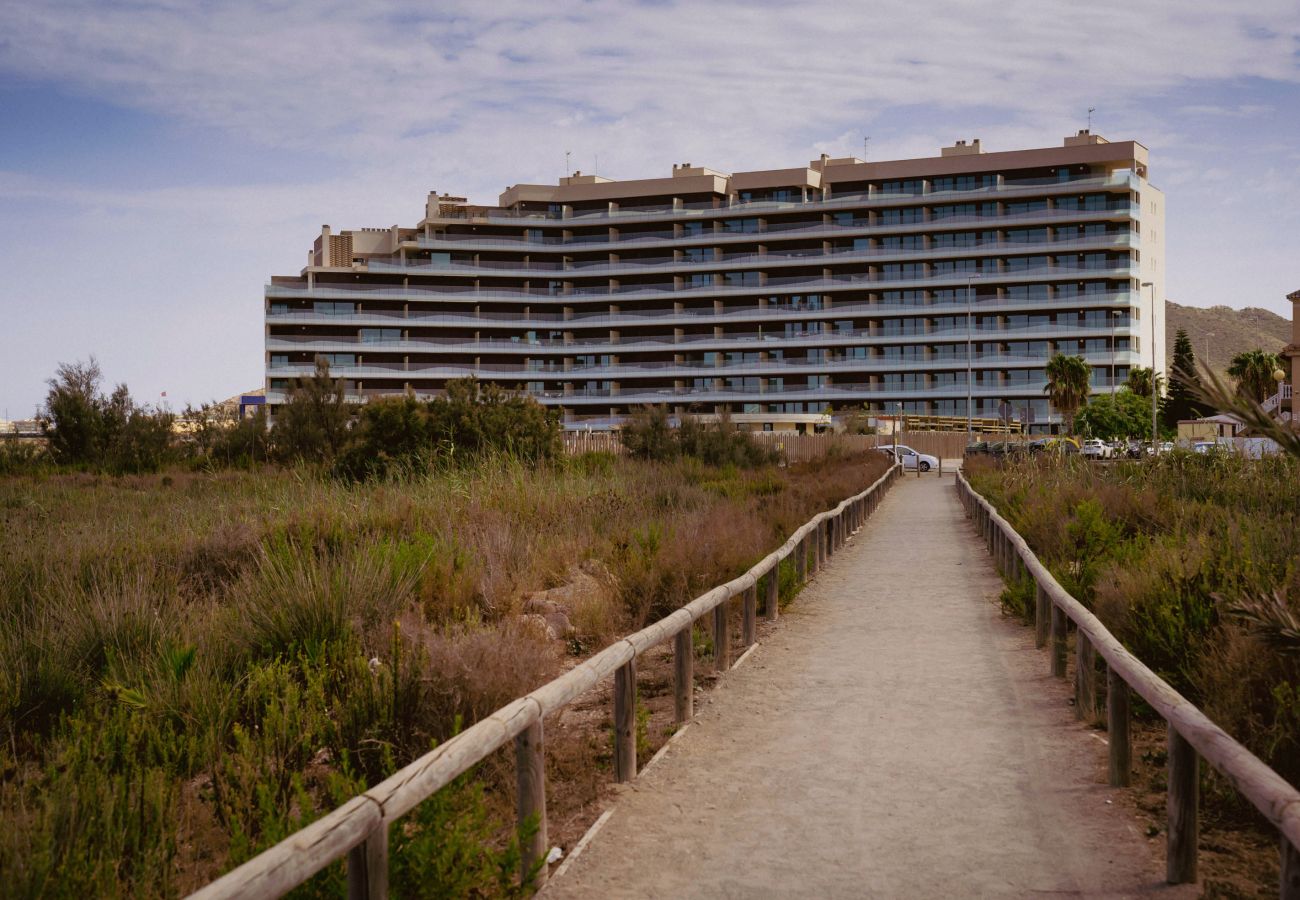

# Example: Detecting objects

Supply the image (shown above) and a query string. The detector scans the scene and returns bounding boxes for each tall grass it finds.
[0,451,886,895]
[969,453,1300,801]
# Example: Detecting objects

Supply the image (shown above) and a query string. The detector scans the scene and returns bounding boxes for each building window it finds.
[313,301,355,315]
[360,328,400,343]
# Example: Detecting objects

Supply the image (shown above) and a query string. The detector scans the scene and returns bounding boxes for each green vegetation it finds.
[19,357,559,477]
[1043,354,1092,434]
[1160,329,1207,429]
[621,406,776,467]
[1073,388,1151,440]
[1226,348,1285,403]
[969,453,1300,801]
[1,450,887,896]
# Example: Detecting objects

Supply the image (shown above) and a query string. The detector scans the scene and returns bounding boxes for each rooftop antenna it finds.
[564,150,571,177]
[862,135,870,160]
[1087,107,1095,131]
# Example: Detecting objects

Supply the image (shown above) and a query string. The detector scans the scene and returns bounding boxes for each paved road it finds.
[546,474,1193,899]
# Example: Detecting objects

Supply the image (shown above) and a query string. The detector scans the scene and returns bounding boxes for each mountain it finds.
[1164,301,1291,377]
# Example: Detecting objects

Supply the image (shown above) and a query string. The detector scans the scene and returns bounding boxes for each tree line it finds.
[1043,330,1285,440]
[4,356,560,476]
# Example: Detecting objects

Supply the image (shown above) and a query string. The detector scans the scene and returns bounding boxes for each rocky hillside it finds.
[1165,301,1291,377]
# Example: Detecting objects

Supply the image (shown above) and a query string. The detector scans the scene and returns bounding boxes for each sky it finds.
[1,0,1298,418]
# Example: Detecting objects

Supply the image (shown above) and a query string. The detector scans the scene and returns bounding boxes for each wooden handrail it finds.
[956,470,1300,896]
[190,463,902,900]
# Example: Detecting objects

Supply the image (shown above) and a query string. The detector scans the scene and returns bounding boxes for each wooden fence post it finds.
[766,565,780,621]
[674,627,693,723]
[1050,604,1067,678]
[817,522,826,568]
[1075,633,1096,720]
[614,660,637,782]
[1034,582,1050,649]
[1107,666,1130,787]
[347,825,388,900]
[1281,837,1300,899]
[742,584,757,647]
[515,719,548,890]
[1167,726,1199,884]
[714,600,731,670]
[796,537,807,582]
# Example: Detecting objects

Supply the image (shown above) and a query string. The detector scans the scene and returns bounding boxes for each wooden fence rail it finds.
[562,430,995,462]
[955,471,1300,897]
[189,465,902,900]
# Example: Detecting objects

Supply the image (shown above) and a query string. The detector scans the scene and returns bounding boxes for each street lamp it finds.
[1142,281,1157,451]
[965,274,977,438]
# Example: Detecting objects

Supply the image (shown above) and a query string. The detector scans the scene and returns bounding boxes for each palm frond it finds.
[1192,365,1300,459]
[1216,589,1300,654]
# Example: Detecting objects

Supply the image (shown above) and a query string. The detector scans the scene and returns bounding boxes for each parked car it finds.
[1080,439,1110,460]
[876,444,939,472]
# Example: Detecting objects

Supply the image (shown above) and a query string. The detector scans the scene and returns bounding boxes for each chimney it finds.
[940,139,984,157]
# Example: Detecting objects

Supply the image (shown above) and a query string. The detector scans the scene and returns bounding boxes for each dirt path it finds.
[545,473,1196,899]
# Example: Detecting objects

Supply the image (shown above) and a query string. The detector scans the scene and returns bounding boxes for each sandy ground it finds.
[544,473,1198,899]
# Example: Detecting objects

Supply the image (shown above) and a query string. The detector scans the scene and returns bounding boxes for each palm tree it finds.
[1124,366,1162,398]
[1044,353,1092,434]
[1227,349,1284,403]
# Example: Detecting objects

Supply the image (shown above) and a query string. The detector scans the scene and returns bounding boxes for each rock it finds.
[519,559,618,640]
[519,613,559,641]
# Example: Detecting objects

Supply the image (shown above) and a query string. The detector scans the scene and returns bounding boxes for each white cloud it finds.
[1,0,1298,413]
[2,0,1298,203]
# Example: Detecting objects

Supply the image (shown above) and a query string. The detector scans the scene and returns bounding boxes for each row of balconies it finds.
[267,320,1138,354]
[272,262,1135,305]
[267,349,1139,380]
[426,172,1138,228]
[266,290,1136,330]
[412,204,1139,253]
[265,377,1130,409]
[370,233,1135,278]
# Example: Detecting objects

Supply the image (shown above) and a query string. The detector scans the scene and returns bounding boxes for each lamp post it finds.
[965,274,976,438]
[1142,281,1157,451]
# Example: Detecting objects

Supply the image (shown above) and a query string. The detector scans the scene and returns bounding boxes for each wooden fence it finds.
[956,471,1300,896]
[189,465,903,899]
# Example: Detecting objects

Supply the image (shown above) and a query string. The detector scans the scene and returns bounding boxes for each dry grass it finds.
[0,450,888,896]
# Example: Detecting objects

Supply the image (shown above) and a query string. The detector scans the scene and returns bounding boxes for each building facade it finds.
[265,131,1165,432]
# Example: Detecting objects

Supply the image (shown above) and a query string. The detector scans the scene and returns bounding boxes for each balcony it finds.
[423,173,1139,229]
[270,261,1136,307]
[412,204,1141,254]
[368,233,1136,281]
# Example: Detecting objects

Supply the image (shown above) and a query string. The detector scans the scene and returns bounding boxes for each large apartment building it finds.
[265,131,1165,432]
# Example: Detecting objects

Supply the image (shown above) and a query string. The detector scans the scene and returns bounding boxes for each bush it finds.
[38,357,178,474]
[971,452,1300,792]
[335,379,559,479]
[622,407,775,468]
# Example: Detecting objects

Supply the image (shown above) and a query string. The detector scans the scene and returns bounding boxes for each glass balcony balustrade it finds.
[425,173,1138,228]
[413,204,1140,253]
[266,348,1138,384]
[367,233,1135,279]
[266,290,1136,334]
[270,261,1135,306]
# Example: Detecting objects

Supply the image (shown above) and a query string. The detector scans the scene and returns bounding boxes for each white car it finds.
[879,444,939,472]
[1080,439,1110,460]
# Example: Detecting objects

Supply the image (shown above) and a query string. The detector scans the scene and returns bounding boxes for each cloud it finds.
[2,0,1298,203]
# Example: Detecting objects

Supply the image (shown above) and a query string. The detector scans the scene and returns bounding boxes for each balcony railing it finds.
[271,262,1135,307]
[366,233,1136,279]
[266,290,1136,336]
[411,204,1141,253]
[428,173,1138,228]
